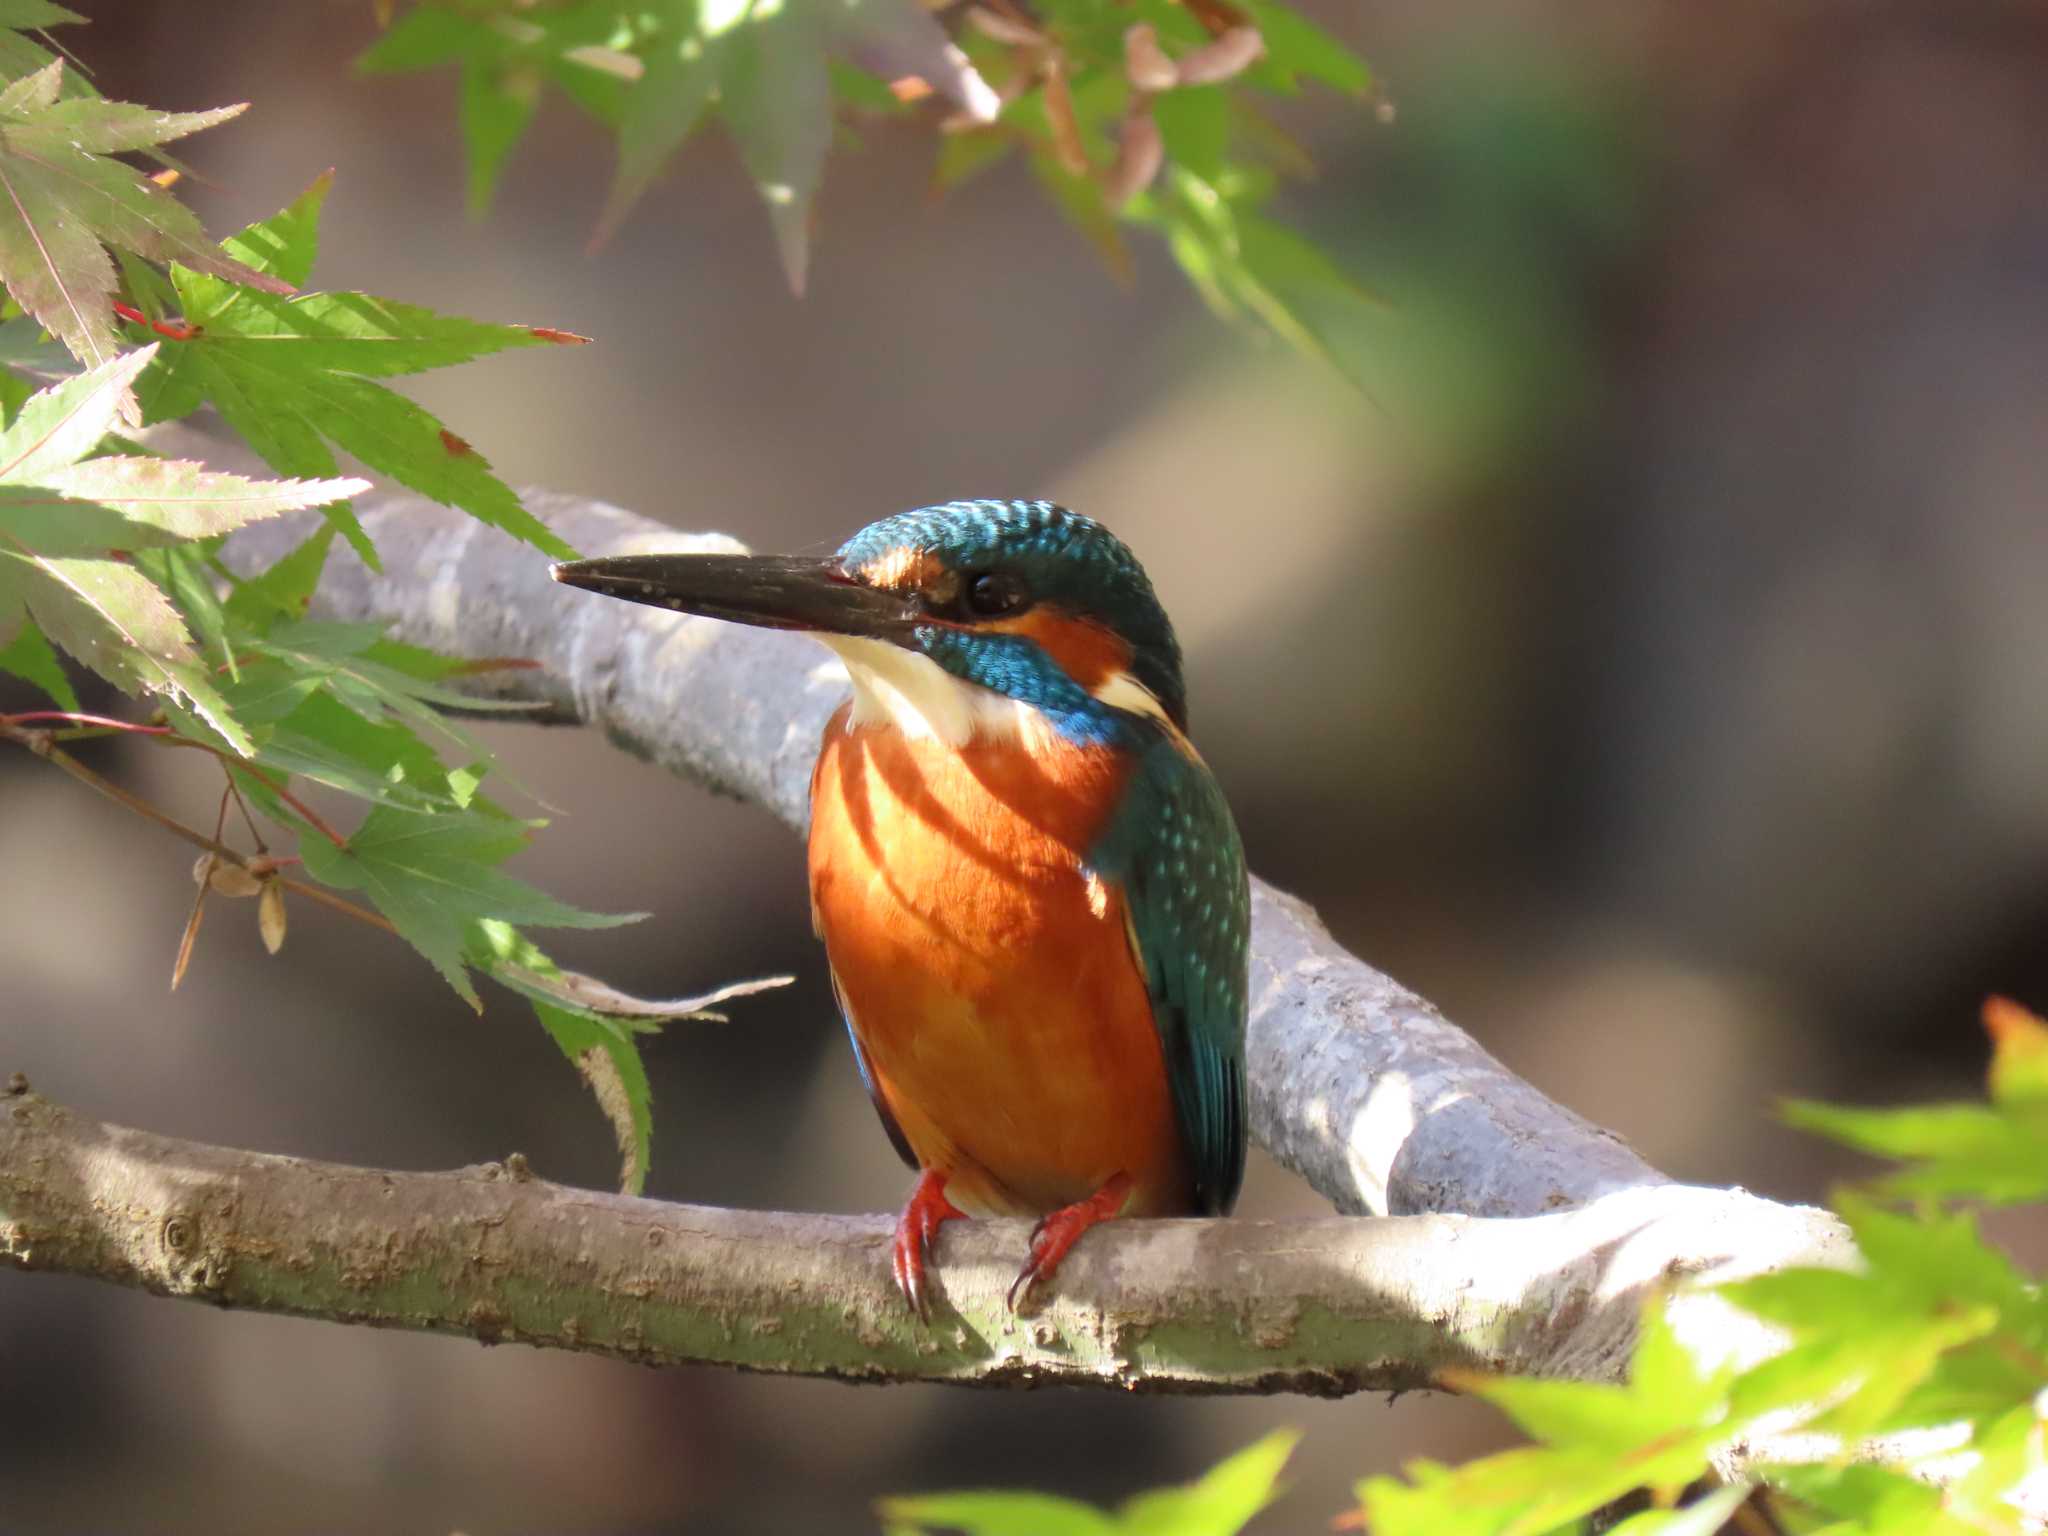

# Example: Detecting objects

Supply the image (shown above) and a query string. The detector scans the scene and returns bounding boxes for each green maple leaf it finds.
[1116,1428,1299,1536]
[0,3,84,34]
[717,0,833,294]
[362,0,998,291]
[1134,166,1381,387]
[477,921,786,1197]
[0,346,364,752]
[0,61,286,388]
[0,3,92,96]
[617,0,997,289]
[358,2,640,218]
[1720,1196,2032,1443]
[221,521,335,627]
[1782,1000,2048,1205]
[1358,1309,1741,1536]
[1237,0,1372,96]
[297,804,642,1011]
[134,174,586,567]
[213,619,538,821]
[0,605,75,707]
[882,1429,1297,1536]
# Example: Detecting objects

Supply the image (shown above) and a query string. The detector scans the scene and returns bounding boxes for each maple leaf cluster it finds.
[0,19,767,1192]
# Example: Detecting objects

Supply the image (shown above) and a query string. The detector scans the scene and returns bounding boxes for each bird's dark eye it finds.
[965,571,1029,617]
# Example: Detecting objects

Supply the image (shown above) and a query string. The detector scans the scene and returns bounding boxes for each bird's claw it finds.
[1005,1173,1134,1315]
[892,1170,966,1320]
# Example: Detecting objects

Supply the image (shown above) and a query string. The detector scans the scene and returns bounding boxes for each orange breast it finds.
[807,702,1191,1218]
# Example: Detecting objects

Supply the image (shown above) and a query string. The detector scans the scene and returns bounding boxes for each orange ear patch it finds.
[988,609,1133,691]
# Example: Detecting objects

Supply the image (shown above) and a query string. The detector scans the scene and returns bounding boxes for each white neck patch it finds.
[820,637,1175,747]
[821,635,1033,747]
[1090,668,1173,728]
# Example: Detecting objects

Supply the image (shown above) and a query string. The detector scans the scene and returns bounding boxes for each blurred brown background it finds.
[5,0,2047,1530]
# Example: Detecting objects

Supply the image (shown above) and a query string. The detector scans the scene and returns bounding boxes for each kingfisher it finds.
[551,500,1248,1315]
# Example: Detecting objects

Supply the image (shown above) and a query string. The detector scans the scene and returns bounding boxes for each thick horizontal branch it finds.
[31,420,1846,1397]
[0,1083,1847,1393]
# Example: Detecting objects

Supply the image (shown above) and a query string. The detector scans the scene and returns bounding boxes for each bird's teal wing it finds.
[1090,733,1249,1215]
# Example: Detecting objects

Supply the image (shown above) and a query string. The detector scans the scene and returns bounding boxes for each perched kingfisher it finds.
[551,500,1249,1314]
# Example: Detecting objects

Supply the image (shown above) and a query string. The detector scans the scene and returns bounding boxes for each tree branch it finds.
[2,421,1844,1396]
[0,1080,1847,1393]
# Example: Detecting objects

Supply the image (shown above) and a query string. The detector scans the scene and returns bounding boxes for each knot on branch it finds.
[156,1207,228,1295]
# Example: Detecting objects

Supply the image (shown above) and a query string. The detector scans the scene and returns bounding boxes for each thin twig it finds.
[1,709,351,850]
[222,768,269,853]
[274,874,395,936]
[153,737,350,850]
[3,710,172,735]
[1,723,394,938]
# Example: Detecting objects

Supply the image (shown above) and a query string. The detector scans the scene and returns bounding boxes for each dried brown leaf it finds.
[1123,24,1177,93]
[508,963,793,1022]
[1105,106,1164,206]
[1042,57,1090,177]
[576,1045,640,1194]
[1175,27,1266,87]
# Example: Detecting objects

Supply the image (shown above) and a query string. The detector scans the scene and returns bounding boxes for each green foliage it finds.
[1351,997,2048,1536]
[361,0,1382,370]
[881,1429,1298,1536]
[0,10,785,1187]
[0,3,92,92]
[1130,165,1382,386]
[298,803,642,1010]
[135,173,586,565]
[357,1,636,217]
[1361,1310,1742,1536]
[0,61,283,380]
[0,603,75,707]
[1780,997,2048,1204]
[0,347,363,749]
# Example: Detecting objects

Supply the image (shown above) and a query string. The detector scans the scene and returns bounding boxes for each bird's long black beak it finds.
[550,553,920,639]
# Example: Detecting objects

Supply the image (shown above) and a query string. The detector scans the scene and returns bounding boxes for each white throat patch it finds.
[1090,668,1173,728]
[820,635,1175,746]
[821,635,1032,746]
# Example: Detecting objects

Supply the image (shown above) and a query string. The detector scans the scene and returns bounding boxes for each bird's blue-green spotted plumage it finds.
[1089,734,1250,1215]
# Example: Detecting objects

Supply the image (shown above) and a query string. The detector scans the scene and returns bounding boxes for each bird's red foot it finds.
[1007,1173,1134,1313]
[893,1169,966,1319]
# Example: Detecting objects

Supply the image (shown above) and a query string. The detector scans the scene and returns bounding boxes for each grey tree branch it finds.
[0,1081,1846,1393]
[4,422,1850,1396]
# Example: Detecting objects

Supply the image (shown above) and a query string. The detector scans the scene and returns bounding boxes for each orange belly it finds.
[807,703,1191,1217]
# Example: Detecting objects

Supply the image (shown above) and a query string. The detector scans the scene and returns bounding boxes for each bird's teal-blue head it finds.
[552,500,1187,745]
[836,500,1185,736]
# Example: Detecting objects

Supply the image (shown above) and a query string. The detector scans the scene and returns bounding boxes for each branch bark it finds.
[2,421,1851,1395]
[0,1080,1846,1392]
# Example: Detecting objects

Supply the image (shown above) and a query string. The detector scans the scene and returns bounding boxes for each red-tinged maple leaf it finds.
[0,62,287,394]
